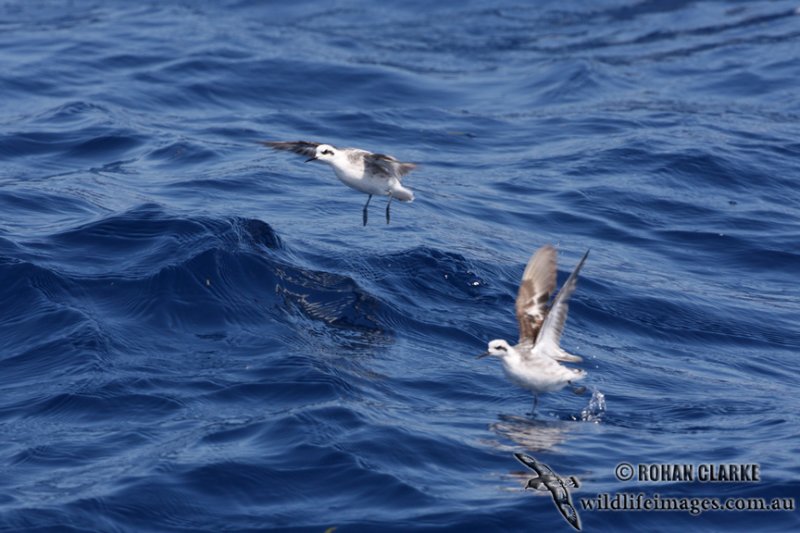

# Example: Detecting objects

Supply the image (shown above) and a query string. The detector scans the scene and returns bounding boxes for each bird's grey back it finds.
[362,152,416,178]
[345,149,370,165]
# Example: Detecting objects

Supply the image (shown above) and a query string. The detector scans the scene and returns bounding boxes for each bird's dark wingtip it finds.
[514,452,534,466]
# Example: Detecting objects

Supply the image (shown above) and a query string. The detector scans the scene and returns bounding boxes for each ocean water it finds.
[1,0,799,531]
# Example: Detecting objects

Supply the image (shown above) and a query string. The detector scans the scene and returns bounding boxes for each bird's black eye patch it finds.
[495,345,507,351]
[322,149,333,155]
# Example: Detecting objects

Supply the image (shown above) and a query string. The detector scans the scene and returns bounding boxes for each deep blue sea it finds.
[1,1,799,531]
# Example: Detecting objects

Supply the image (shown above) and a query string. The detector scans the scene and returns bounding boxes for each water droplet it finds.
[580,390,606,422]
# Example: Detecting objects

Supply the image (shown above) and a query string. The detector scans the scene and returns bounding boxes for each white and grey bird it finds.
[263,141,416,226]
[478,245,590,413]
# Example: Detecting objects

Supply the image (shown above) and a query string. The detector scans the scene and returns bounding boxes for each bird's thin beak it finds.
[304,157,316,163]
[476,351,491,359]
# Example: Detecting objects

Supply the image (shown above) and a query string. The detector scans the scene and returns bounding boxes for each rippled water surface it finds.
[2,1,799,531]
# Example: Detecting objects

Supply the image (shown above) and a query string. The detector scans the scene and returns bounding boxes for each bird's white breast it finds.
[330,160,392,196]
[501,351,579,394]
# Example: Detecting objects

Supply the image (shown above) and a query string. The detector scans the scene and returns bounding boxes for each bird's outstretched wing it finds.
[262,141,321,158]
[515,245,558,344]
[363,152,417,178]
[534,249,590,359]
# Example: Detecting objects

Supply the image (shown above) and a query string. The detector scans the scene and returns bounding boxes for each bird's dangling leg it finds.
[385,196,392,225]
[530,394,539,416]
[362,194,372,226]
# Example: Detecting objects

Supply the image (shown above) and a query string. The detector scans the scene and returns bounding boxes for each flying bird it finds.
[263,141,416,226]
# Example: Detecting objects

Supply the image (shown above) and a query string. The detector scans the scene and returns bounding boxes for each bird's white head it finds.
[312,144,337,163]
[477,339,513,359]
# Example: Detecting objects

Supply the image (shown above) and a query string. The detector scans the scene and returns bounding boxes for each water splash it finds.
[580,389,606,423]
